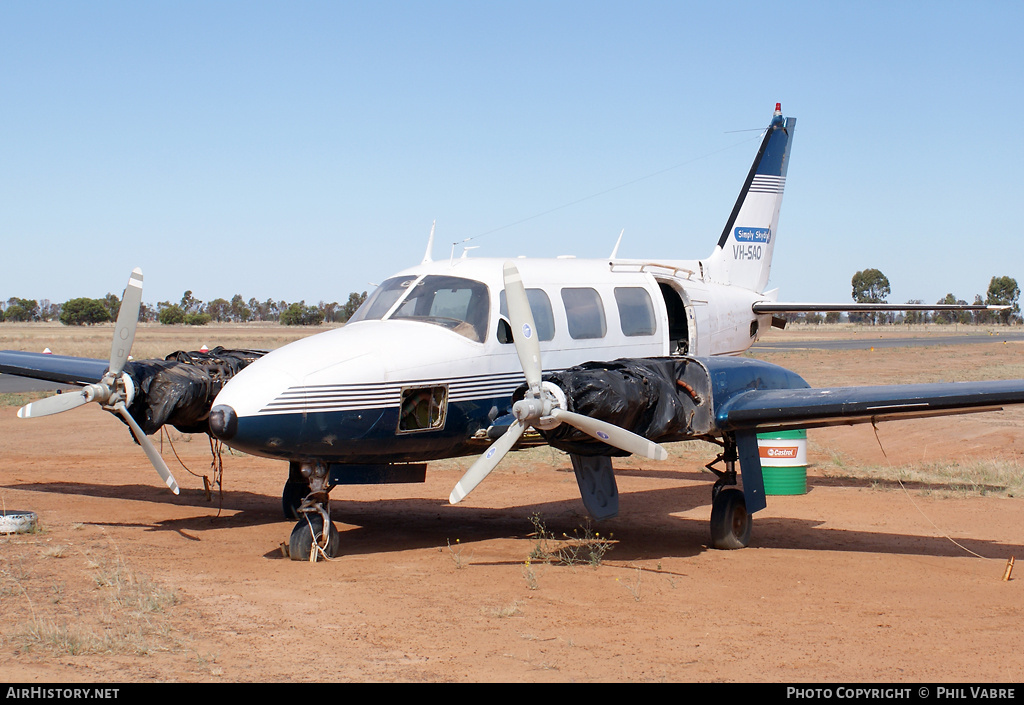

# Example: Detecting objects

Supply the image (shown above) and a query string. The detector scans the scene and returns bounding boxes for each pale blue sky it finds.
[3,1,1022,309]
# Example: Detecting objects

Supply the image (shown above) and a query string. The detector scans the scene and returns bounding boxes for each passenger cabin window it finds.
[614,287,657,336]
[561,287,607,340]
[389,275,490,342]
[498,289,556,342]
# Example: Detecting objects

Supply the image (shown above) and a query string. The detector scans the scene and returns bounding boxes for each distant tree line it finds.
[1,290,368,327]
[781,269,1020,325]
[8,271,1021,328]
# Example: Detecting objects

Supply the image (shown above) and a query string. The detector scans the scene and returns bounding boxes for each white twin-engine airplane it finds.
[6,104,1023,561]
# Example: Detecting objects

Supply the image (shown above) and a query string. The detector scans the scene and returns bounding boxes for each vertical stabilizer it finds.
[706,104,795,292]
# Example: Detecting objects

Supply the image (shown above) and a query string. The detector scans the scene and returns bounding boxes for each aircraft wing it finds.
[2,347,268,435]
[715,379,1024,433]
[752,302,1008,313]
[523,356,1024,451]
[0,350,109,386]
[528,356,1024,519]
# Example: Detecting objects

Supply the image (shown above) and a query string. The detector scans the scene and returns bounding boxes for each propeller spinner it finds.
[17,268,180,495]
[449,262,667,505]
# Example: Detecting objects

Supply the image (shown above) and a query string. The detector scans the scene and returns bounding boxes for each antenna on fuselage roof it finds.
[447,241,479,264]
[609,229,625,259]
[421,220,436,264]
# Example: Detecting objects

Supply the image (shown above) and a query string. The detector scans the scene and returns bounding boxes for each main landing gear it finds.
[284,461,341,562]
[705,439,752,550]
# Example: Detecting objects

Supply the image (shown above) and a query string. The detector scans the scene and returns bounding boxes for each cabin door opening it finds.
[658,282,690,355]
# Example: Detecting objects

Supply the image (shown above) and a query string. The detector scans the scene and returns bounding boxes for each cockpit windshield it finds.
[348,275,417,323]
[348,274,490,343]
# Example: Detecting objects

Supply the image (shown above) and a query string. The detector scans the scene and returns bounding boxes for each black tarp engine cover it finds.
[122,347,267,435]
[517,358,710,456]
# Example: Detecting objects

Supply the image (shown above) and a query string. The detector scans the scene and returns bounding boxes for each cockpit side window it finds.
[498,288,556,342]
[348,275,418,323]
[389,275,490,342]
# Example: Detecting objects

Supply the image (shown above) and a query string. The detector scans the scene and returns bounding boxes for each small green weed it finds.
[446,538,470,569]
[522,557,539,590]
[527,513,614,567]
[618,567,643,602]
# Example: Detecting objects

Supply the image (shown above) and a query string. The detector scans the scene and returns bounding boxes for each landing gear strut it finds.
[286,461,341,561]
[705,437,751,550]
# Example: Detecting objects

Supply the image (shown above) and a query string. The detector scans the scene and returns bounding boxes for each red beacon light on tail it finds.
[771,103,786,130]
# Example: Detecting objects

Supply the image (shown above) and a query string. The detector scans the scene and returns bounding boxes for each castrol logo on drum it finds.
[760,446,798,459]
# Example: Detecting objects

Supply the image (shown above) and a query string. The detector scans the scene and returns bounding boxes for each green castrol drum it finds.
[756,429,807,495]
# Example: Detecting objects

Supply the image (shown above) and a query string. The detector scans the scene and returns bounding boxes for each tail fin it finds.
[705,103,796,292]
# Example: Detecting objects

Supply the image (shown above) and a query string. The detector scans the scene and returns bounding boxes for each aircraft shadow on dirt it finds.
[10,478,1019,563]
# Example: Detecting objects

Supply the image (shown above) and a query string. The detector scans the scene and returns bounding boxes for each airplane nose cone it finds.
[209,404,238,440]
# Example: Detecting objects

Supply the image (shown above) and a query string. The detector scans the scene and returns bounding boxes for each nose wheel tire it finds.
[710,488,751,550]
[289,513,341,561]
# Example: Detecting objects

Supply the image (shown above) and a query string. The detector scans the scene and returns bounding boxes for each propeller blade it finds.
[503,262,542,391]
[109,268,143,377]
[114,402,180,495]
[549,408,669,461]
[17,390,89,418]
[449,420,525,504]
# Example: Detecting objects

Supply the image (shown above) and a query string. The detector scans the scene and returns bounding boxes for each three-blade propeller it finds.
[449,262,667,505]
[17,268,179,495]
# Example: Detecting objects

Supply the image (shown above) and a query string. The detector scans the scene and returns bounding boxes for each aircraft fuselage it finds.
[210,255,771,463]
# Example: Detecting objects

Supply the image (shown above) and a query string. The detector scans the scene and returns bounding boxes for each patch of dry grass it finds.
[1,534,184,657]
[811,441,1024,497]
[0,391,50,407]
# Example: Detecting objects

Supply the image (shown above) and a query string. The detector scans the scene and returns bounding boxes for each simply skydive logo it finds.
[734,227,771,243]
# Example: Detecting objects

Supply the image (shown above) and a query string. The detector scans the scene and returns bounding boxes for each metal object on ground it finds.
[0,510,38,534]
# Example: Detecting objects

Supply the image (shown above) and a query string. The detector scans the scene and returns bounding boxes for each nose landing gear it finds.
[286,461,341,562]
[290,510,341,562]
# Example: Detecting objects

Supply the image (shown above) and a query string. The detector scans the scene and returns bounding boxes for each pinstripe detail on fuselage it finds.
[258,370,529,415]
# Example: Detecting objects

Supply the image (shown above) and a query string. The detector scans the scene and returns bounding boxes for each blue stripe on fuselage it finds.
[226,398,505,463]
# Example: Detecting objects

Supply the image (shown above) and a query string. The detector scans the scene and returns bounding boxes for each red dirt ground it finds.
[1,333,1022,682]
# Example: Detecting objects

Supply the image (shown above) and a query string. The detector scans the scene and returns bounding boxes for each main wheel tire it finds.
[289,514,341,561]
[710,488,751,550]
[282,480,310,520]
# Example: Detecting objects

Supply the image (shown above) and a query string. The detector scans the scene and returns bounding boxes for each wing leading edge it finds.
[716,379,1024,433]
[0,350,109,386]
